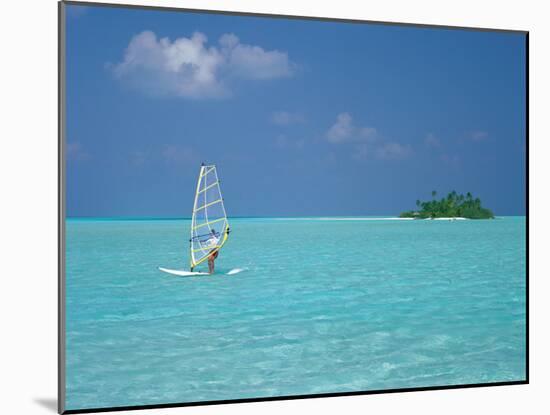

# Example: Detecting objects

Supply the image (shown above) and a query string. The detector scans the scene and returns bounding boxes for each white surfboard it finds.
[159,267,247,277]
[158,267,210,277]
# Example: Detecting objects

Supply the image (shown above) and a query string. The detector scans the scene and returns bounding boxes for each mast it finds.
[189,164,205,271]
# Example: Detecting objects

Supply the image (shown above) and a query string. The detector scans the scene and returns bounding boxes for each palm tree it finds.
[402,191,492,219]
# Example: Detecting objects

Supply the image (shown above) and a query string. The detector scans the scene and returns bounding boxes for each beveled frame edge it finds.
[58,1,67,413]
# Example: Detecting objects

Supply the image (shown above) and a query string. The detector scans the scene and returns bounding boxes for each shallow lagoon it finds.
[65,217,526,410]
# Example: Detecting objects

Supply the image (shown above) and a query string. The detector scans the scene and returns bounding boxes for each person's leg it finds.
[208,258,214,274]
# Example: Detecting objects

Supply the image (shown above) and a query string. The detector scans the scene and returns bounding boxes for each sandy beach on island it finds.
[274,217,469,221]
[426,217,468,221]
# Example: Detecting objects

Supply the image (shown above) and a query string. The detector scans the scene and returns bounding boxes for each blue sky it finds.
[65,4,526,217]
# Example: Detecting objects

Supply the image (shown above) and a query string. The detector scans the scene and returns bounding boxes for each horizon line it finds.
[66,215,526,220]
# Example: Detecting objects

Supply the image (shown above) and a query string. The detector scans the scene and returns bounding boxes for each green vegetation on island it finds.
[400,191,495,219]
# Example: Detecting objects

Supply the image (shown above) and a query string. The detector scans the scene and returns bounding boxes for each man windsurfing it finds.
[206,229,219,274]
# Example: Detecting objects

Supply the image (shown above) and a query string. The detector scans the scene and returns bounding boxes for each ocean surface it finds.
[65,217,526,410]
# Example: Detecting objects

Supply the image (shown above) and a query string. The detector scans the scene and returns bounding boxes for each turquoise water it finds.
[65,217,526,410]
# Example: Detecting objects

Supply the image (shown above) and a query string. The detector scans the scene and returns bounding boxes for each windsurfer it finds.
[208,249,219,274]
[206,229,219,274]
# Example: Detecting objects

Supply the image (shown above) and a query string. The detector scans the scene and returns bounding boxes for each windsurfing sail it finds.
[189,164,230,270]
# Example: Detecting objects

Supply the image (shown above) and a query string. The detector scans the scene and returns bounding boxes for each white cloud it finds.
[424,133,441,148]
[112,31,293,99]
[326,113,378,144]
[224,36,293,80]
[470,131,489,141]
[326,112,354,143]
[358,127,378,142]
[270,111,305,126]
[376,142,413,160]
[326,112,411,161]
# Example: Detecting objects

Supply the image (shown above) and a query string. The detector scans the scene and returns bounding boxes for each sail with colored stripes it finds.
[190,164,230,270]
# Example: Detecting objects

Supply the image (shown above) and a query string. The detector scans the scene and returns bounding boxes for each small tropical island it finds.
[400,191,495,219]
